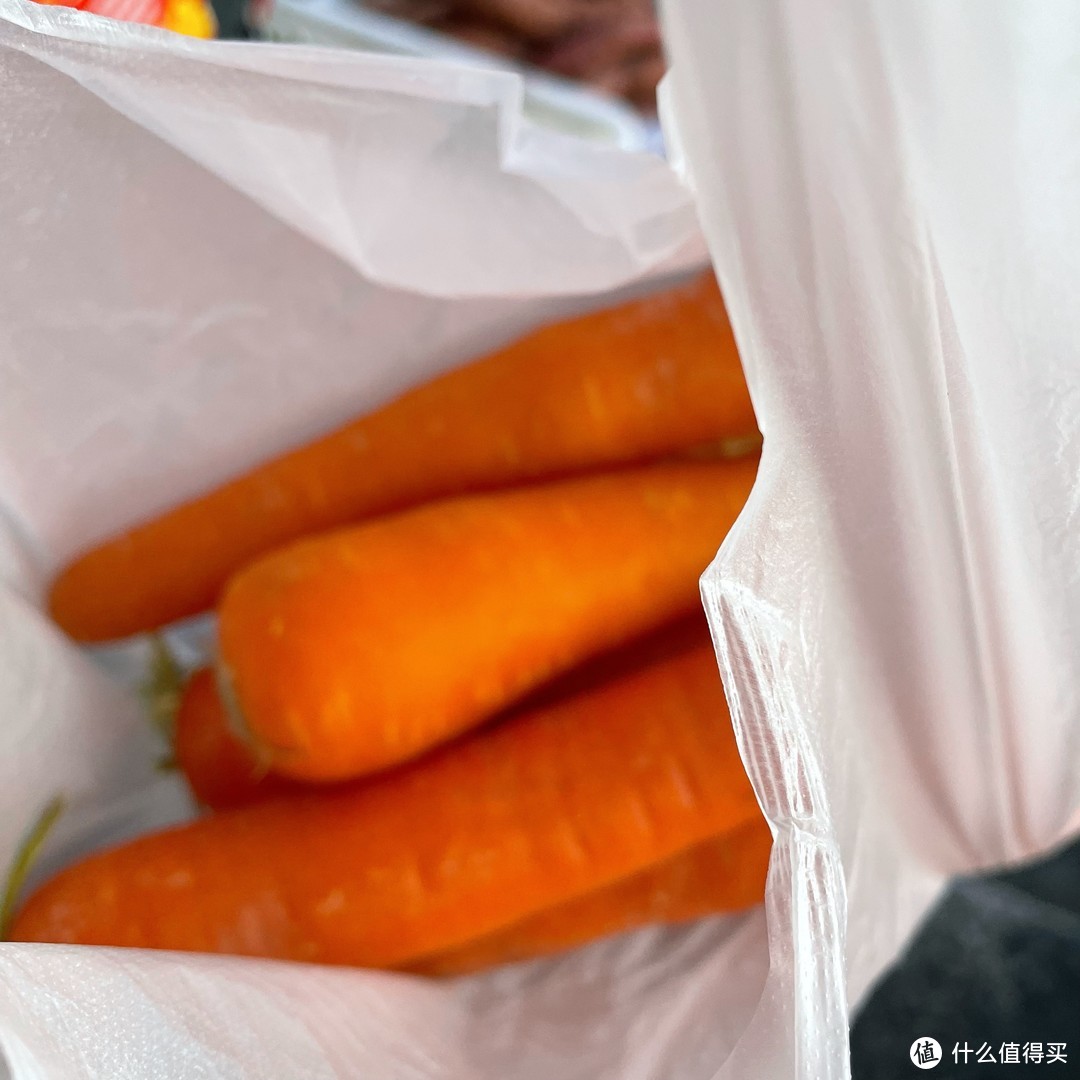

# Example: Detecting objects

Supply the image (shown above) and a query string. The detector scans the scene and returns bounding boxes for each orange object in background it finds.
[33,0,216,37]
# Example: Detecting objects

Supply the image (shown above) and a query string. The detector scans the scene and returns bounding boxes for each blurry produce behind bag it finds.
[30,0,215,34]
[359,0,665,110]
[255,0,662,148]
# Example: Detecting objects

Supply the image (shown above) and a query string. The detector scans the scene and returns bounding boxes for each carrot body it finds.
[218,459,757,782]
[174,669,300,809]
[407,822,772,976]
[49,273,756,643]
[180,616,708,810]
[10,645,762,968]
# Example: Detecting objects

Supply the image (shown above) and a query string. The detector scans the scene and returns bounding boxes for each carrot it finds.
[9,644,763,968]
[216,459,757,782]
[176,615,710,811]
[174,669,301,809]
[48,272,756,642]
[405,821,771,976]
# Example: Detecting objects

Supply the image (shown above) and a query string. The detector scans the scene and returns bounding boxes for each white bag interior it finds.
[0,4,764,1078]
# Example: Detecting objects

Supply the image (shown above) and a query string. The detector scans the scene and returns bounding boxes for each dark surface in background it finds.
[851,838,1080,1078]
[209,0,250,38]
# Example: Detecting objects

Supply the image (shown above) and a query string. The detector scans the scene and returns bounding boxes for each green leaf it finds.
[0,795,66,940]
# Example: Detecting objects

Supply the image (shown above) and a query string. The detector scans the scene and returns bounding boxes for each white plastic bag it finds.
[3,1,1080,1077]
[0,5,767,1079]
[657,1,1080,1076]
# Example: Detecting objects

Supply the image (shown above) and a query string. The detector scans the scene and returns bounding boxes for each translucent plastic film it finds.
[660,1,1080,1076]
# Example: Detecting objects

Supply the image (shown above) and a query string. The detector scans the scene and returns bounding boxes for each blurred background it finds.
[851,836,1080,1076]
[212,0,665,116]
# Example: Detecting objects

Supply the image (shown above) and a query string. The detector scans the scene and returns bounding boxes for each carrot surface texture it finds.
[176,617,708,811]
[406,821,772,976]
[216,459,758,782]
[49,272,756,643]
[10,643,763,968]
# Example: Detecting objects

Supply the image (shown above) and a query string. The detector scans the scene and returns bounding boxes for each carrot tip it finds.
[212,661,280,771]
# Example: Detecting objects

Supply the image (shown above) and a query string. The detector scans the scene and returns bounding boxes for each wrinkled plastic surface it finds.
[659,1,1080,1077]
[2,1,1079,1077]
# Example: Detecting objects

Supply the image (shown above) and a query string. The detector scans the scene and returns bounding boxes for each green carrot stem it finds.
[141,634,184,751]
[0,795,65,939]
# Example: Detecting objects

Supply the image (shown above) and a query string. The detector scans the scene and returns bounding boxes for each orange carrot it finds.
[48,272,756,642]
[217,459,757,782]
[178,616,707,810]
[9,644,762,968]
[174,669,300,810]
[405,822,771,976]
